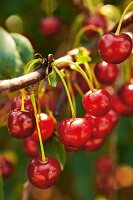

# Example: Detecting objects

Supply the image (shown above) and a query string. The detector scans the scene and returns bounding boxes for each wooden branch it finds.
[21,180,32,200]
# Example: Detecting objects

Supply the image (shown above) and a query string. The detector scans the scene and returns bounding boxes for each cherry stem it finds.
[84,62,93,85]
[21,89,26,111]
[73,83,84,96]
[83,0,95,14]
[73,25,103,48]
[24,58,42,75]
[53,64,76,118]
[54,60,95,92]
[91,67,100,88]
[115,1,133,35]
[30,92,46,163]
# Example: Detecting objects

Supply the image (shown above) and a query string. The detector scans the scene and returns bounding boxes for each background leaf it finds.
[0,176,4,200]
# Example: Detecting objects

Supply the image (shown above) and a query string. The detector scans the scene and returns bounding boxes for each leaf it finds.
[0,27,23,79]
[77,56,91,64]
[48,69,58,87]
[0,175,4,200]
[44,136,66,170]
[11,33,34,64]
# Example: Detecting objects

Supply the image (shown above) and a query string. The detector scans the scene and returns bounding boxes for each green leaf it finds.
[0,175,4,200]
[0,27,23,79]
[44,136,66,170]
[11,33,34,64]
[77,56,91,64]
[48,69,58,87]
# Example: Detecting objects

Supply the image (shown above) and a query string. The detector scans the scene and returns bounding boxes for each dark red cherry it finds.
[85,113,112,138]
[65,146,81,152]
[84,137,105,152]
[83,14,107,38]
[82,89,112,117]
[95,61,119,84]
[23,138,38,157]
[118,83,133,107]
[30,113,55,143]
[0,156,13,179]
[40,16,61,37]
[106,109,119,130]
[95,156,114,173]
[112,96,133,116]
[58,118,92,148]
[27,156,61,189]
[98,33,132,64]
[8,110,36,139]
[11,93,34,113]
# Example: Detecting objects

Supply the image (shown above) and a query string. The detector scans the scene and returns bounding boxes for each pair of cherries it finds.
[7,93,61,189]
[58,88,118,152]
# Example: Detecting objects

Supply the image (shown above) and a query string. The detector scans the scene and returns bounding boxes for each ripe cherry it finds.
[40,16,61,37]
[23,138,38,157]
[11,93,34,113]
[95,156,114,173]
[98,33,132,64]
[58,118,92,148]
[106,109,119,130]
[84,137,105,152]
[8,110,36,139]
[27,156,61,189]
[95,61,119,84]
[112,95,133,116]
[82,89,112,117]
[30,113,55,143]
[118,83,133,107]
[0,156,13,179]
[65,146,81,152]
[83,14,107,38]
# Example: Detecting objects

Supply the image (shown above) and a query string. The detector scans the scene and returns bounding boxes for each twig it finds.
[21,180,32,200]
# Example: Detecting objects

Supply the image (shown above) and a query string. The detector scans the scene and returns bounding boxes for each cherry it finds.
[11,93,34,113]
[0,156,13,179]
[8,110,36,139]
[82,89,112,117]
[84,137,105,152]
[95,156,114,173]
[27,156,61,189]
[95,61,119,84]
[58,118,92,148]
[98,33,132,64]
[30,113,55,143]
[84,113,112,138]
[106,109,119,130]
[40,16,61,37]
[23,138,38,157]
[112,95,133,116]
[118,83,133,107]
[83,14,107,38]
[65,146,81,152]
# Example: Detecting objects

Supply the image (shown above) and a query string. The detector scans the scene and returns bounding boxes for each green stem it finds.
[21,89,26,111]
[115,1,133,35]
[24,58,42,75]
[53,65,76,118]
[74,83,84,97]
[73,25,103,48]
[30,92,46,163]
[83,0,95,14]
[84,62,93,85]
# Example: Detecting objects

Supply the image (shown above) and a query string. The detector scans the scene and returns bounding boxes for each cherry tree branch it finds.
[0,12,133,95]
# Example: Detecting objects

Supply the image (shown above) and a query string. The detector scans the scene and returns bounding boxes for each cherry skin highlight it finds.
[118,83,133,107]
[82,89,112,117]
[0,156,13,179]
[27,156,61,189]
[98,33,132,64]
[58,118,92,148]
[30,113,55,143]
[95,61,119,84]
[8,110,36,139]
[23,138,38,157]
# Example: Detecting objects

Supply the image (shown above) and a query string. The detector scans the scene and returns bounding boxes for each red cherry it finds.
[23,138,38,157]
[83,14,107,38]
[8,110,36,139]
[65,146,81,152]
[0,156,13,179]
[30,113,55,143]
[40,16,61,37]
[11,93,34,113]
[27,156,61,189]
[82,89,112,117]
[118,83,133,107]
[58,118,92,148]
[95,156,114,173]
[98,33,132,64]
[95,61,119,84]
[84,137,105,152]
[106,109,119,130]
[85,113,112,138]
[112,96,133,116]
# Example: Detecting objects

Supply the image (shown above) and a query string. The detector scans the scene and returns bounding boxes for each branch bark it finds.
[0,11,132,95]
